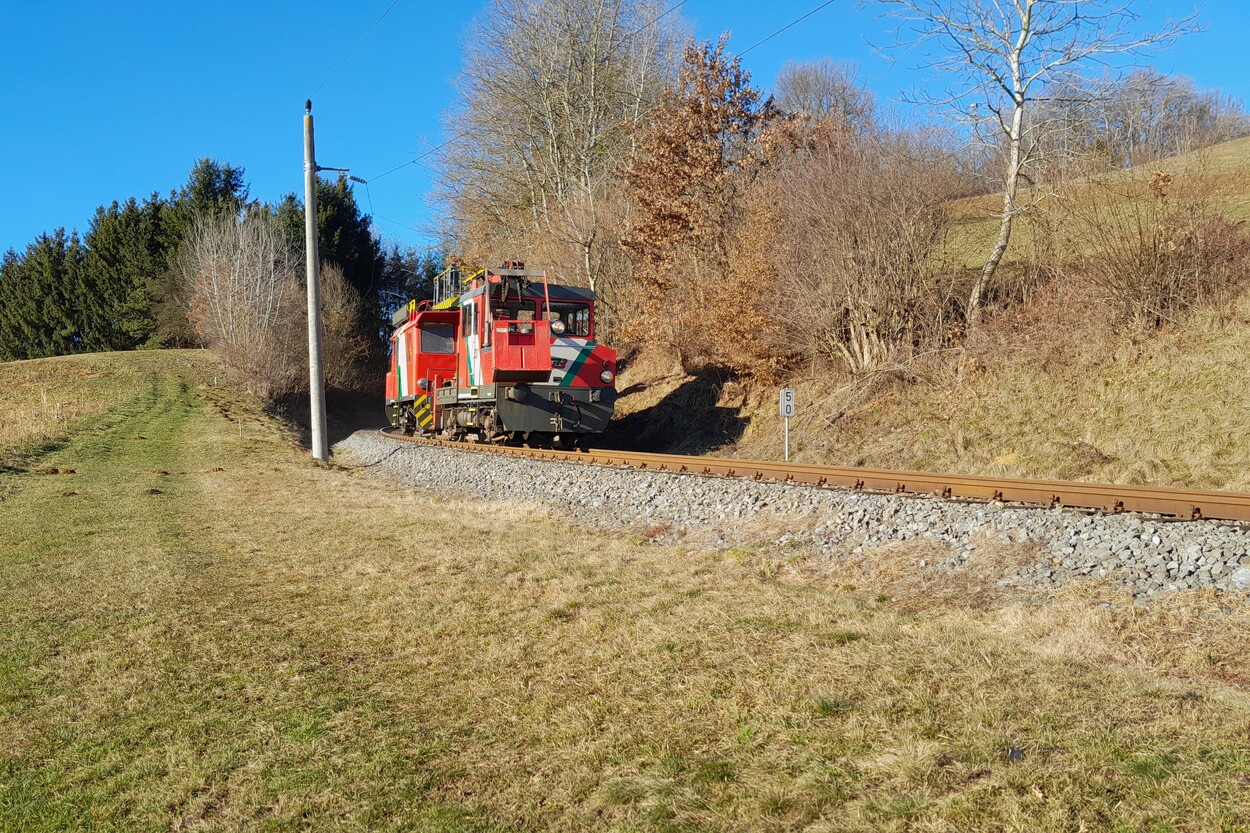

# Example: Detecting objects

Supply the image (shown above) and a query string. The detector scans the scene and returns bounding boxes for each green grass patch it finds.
[813,696,855,718]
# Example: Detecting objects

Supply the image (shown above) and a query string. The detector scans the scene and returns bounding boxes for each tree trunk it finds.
[967,98,1026,328]
[583,239,596,293]
[967,190,1014,326]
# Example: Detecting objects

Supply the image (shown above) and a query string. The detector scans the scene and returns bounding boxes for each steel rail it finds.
[377,430,1250,523]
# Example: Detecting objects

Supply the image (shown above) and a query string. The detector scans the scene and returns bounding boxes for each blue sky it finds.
[0,0,1238,256]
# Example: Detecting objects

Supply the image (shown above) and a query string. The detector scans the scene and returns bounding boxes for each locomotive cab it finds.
[385,306,460,434]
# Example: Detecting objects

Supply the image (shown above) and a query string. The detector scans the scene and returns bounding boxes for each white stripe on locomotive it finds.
[397,329,409,397]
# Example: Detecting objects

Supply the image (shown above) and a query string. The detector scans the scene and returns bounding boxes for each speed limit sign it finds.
[779,388,795,418]
[779,388,795,460]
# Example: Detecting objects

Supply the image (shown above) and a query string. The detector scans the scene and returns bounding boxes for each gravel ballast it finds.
[336,430,1250,600]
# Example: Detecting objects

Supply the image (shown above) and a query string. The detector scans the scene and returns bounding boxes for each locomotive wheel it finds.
[399,405,418,436]
[480,411,506,444]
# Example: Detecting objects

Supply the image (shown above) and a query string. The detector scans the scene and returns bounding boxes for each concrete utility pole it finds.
[303,100,329,462]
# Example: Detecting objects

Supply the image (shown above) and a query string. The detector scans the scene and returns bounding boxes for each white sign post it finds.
[779,388,795,462]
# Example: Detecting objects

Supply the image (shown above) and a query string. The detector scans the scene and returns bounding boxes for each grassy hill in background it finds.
[946,136,1250,269]
[3,350,1250,829]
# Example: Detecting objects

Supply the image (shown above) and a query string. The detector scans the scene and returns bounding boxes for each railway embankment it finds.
[342,430,1250,602]
[609,284,1250,495]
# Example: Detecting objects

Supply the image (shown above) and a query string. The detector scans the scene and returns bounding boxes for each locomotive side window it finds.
[462,301,476,338]
[419,323,455,354]
[542,302,591,337]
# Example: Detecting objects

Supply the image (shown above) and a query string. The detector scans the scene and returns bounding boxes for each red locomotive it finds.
[385,262,618,448]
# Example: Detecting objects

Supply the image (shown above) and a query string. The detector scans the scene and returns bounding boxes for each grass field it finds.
[3,350,1250,831]
[0,350,184,472]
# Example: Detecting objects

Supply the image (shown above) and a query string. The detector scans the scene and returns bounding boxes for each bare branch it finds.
[875,0,1202,325]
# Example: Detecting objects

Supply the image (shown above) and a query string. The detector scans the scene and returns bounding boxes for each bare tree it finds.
[181,210,304,396]
[180,212,368,397]
[768,125,964,371]
[1091,69,1248,165]
[879,0,1199,327]
[1028,69,1249,178]
[775,58,876,131]
[438,0,684,301]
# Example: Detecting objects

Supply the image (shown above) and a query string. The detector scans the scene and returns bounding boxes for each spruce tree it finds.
[0,249,24,360]
[82,195,171,349]
[0,230,89,359]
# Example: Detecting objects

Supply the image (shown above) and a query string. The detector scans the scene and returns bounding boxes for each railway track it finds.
[377,429,1250,524]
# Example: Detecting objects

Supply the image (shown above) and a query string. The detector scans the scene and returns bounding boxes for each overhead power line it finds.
[309,0,402,99]
[628,0,689,37]
[736,0,837,57]
[367,148,440,183]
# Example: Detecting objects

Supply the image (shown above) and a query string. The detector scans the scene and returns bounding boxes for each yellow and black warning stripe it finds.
[413,394,434,430]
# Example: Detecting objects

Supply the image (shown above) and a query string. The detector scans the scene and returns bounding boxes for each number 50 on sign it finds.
[779,388,795,461]
[779,388,795,418]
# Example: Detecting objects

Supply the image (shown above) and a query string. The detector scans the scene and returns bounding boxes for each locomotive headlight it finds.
[550,319,568,336]
[417,378,431,391]
[599,369,615,384]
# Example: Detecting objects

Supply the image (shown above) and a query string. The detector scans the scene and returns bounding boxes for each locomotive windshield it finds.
[543,302,591,337]
[494,298,536,320]
[419,322,455,354]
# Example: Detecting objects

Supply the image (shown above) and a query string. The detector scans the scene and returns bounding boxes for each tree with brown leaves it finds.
[621,36,778,371]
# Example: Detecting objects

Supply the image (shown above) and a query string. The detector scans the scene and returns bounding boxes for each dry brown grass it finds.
[648,273,1250,491]
[4,350,1250,831]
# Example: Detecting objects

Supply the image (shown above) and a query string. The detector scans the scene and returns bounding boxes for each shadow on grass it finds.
[1,436,75,473]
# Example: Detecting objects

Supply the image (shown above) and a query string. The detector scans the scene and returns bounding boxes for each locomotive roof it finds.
[459,281,596,303]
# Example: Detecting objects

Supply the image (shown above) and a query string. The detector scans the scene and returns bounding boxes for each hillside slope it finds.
[613,295,1250,490]
[945,136,1250,269]
[611,136,1250,491]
